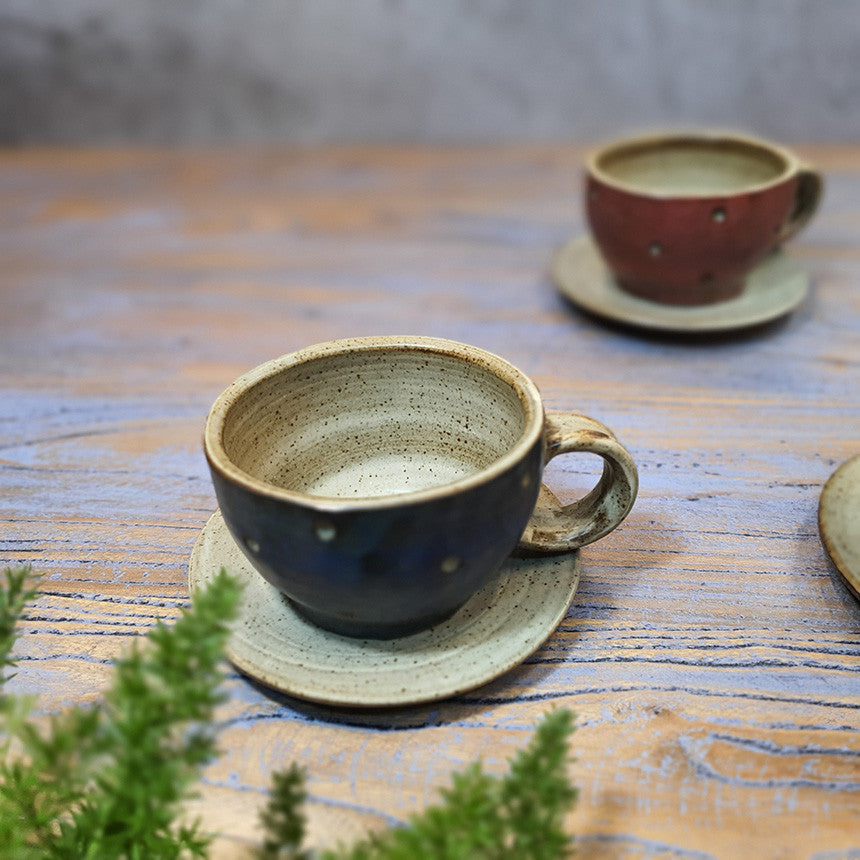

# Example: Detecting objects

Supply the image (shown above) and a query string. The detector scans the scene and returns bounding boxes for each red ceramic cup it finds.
[585,131,823,305]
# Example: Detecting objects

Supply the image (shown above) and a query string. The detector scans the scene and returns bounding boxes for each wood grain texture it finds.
[1,144,858,857]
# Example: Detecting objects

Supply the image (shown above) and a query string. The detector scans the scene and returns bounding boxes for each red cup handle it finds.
[778,167,823,244]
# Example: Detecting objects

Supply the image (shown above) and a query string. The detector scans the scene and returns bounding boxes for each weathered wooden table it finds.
[1,145,858,857]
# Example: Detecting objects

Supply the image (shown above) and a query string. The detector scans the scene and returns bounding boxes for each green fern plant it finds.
[0,564,240,858]
[0,565,578,858]
[291,707,577,860]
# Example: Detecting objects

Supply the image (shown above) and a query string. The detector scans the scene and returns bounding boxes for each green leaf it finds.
[255,763,311,860]
[0,565,39,684]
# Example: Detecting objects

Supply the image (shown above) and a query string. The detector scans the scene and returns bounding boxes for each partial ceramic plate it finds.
[188,509,581,708]
[552,235,809,334]
[818,454,860,600]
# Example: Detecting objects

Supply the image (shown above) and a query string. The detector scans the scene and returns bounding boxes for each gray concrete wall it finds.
[1,0,858,145]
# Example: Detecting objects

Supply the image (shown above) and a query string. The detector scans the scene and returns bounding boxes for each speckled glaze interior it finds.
[214,340,536,501]
[593,135,791,196]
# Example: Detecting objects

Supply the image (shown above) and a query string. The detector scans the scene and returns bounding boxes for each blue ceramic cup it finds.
[204,337,638,638]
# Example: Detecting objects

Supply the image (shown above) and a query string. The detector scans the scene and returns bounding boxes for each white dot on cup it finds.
[712,207,726,223]
[440,556,461,574]
[649,242,662,257]
[314,520,337,542]
[521,473,532,489]
[244,537,261,554]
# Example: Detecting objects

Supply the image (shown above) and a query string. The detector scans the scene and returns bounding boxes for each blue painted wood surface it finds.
[0,146,858,856]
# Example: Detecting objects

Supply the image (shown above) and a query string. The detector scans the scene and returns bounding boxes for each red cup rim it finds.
[586,130,800,199]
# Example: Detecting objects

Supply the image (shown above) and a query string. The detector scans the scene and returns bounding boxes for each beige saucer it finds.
[552,235,809,333]
[819,454,860,601]
[188,510,581,707]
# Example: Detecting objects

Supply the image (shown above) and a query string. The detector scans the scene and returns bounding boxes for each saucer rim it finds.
[552,235,809,334]
[188,509,581,708]
[818,454,860,600]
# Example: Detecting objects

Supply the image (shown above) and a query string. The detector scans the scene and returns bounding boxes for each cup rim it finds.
[586,129,800,199]
[204,336,545,511]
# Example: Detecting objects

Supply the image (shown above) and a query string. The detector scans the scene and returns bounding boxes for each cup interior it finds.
[594,136,790,196]
[218,346,530,499]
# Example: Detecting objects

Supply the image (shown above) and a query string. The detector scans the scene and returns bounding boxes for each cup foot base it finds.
[288,598,460,640]
[617,276,746,306]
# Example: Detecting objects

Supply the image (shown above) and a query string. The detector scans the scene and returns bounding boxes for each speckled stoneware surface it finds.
[818,454,860,601]
[204,336,635,639]
[188,510,581,707]
[553,235,809,334]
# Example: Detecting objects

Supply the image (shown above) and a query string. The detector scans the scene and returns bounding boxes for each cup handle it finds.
[777,166,823,245]
[517,412,638,553]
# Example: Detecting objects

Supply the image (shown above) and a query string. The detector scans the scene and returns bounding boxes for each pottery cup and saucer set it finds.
[189,130,852,709]
[553,129,822,332]
[189,336,638,707]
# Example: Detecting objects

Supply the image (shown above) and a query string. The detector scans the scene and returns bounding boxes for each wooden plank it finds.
[1,144,858,856]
